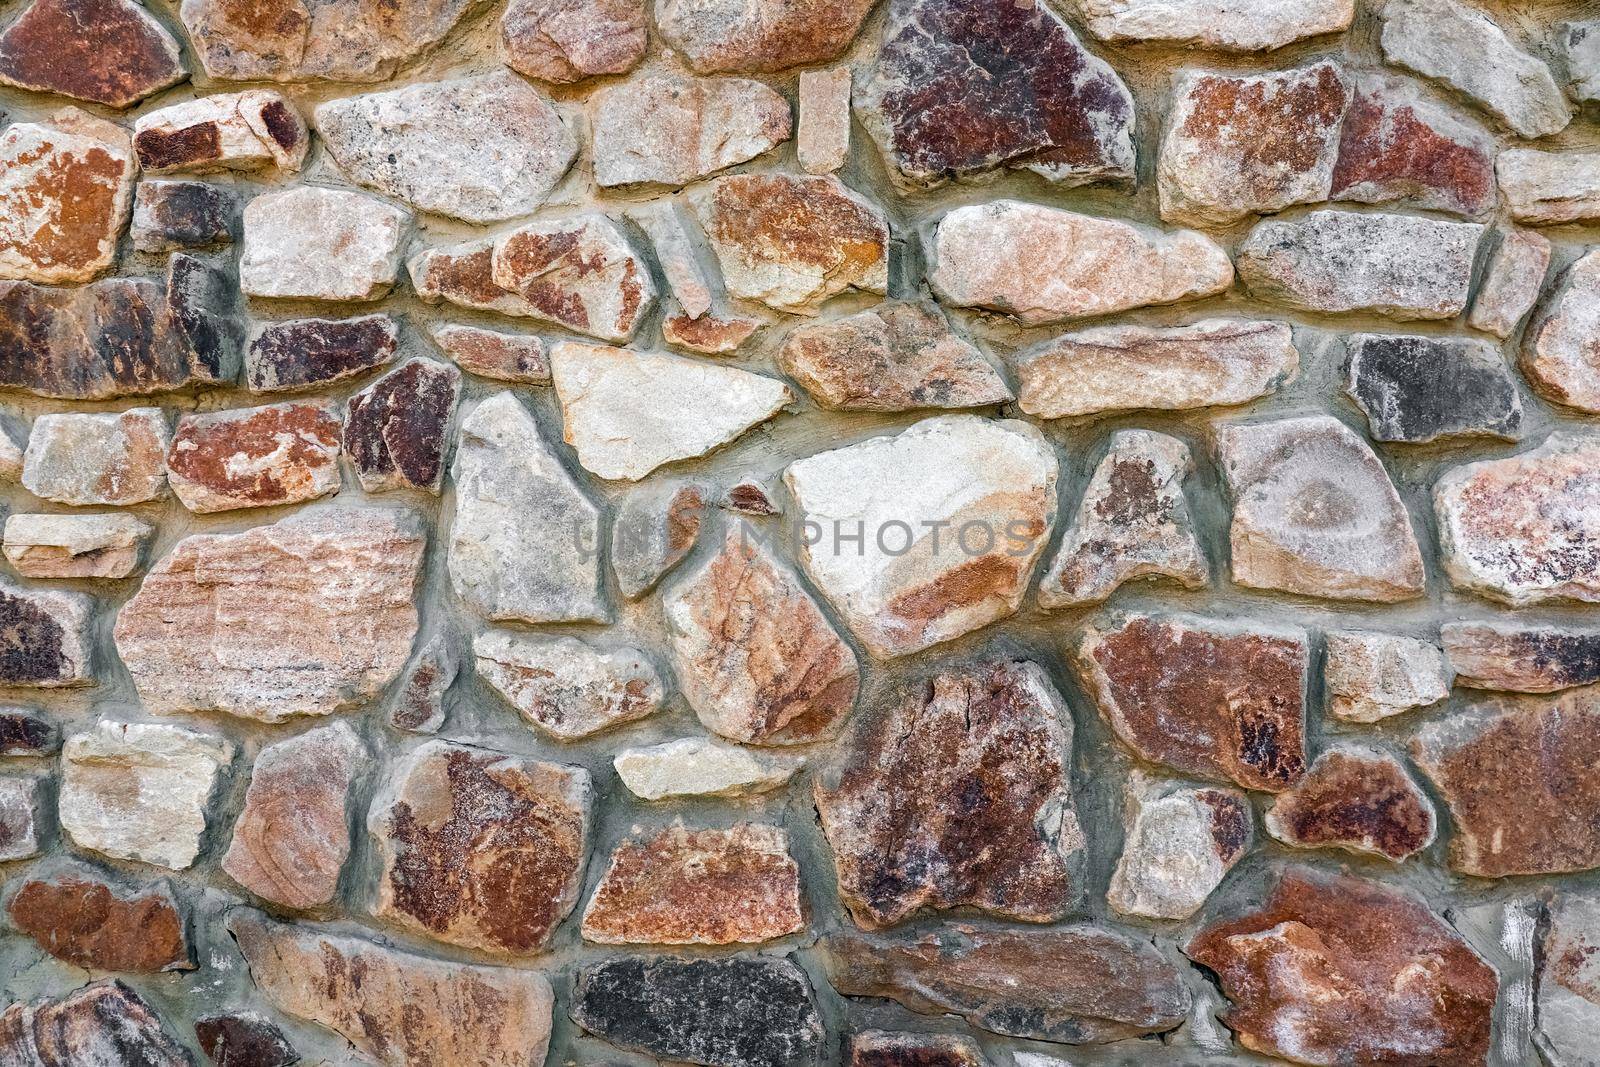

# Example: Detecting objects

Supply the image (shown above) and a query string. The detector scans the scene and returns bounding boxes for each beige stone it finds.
[428,323,550,384]
[241,186,410,302]
[502,0,647,82]
[22,408,169,506]
[0,109,134,284]
[624,200,714,320]
[1076,0,1354,51]
[1324,630,1450,723]
[1470,229,1552,339]
[799,67,850,175]
[476,629,664,740]
[592,73,790,188]
[1107,774,1251,920]
[1498,150,1600,225]
[613,737,800,801]
[2,513,152,579]
[1522,250,1600,412]
[490,213,655,342]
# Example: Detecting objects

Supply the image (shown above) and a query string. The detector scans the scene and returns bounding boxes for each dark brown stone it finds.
[0,707,57,755]
[246,314,400,393]
[343,357,461,494]
[1264,745,1436,861]
[0,980,193,1066]
[0,0,186,108]
[1443,621,1600,694]
[0,582,91,687]
[133,180,236,253]
[194,1012,296,1067]
[849,1031,985,1067]
[6,864,191,972]
[1186,867,1496,1066]
[386,634,456,734]
[724,478,777,516]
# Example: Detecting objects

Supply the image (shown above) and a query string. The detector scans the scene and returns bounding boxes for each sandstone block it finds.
[241,187,410,302]
[0,582,92,686]
[798,67,850,175]
[611,480,703,600]
[1074,0,1354,51]
[344,358,460,494]
[502,0,647,82]
[2,513,150,579]
[23,407,169,506]
[132,180,236,253]
[1498,149,1600,225]
[1107,775,1250,921]
[489,213,655,341]
[592,73,790,188]
[1523,250,1600,411]
[1345,333,1522,443]
[656,0,874,73]
[1443,621,1600,694]
[428,323,549,384]
[1264,744,1436,861]
[476,630,663,741]
[1324,629,1449,723]
[167,401,343,513]
[1470,228,1551,339]
[613,737,799,801]
[133,90,307,175]
[6,862,190,972]
[0,109,134,284]
[0,0,186,108]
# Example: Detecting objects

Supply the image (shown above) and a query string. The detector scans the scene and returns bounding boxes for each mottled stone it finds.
[1443,621,1600,694]
[385,634,455,734]
[1324,629,1450,723]
[1158,63,1349,228]
[657,0,873,74]
[785,415,1057,658]
[0,0,186,107]
[815,659,1080,929]
[427,323,549,384]
[0,981,192,1067]
[1238,209,1483,319]
[662,312,762,355]
[1075,0,1353,51]
[114,507,424,722]
[6,863,190,972]
[1470,228,1551,339]
[502,0,647,82]
[1537,891,1600,1067]
[0,775,41,860]
[593,73,790,188]
[0,110,134,284]
[1215,415,1425,602]
[614,737,799,800]
[344,358,460,494]
[1345,333,1522,443]
[410,238,539,318]
[0,582,92,687]
[1073,613,1308,792]
[1264,745,1436,861]
[133,180,235,253]
[1040,430,1206,609]
[1498,149,1600,227]
[859,0,1134,189]
[59,720,233,869]
[0,708,57,756]
[799,67,849,175]
[448,392,608,623]
[625,200,714,321]
[23,408,168,506]
[316,72,577,223]
[241,186,409,302]
[194,1012,296,1067]
[824,923,1191,1044]
[1434,433,1600,605]
[1523,250,1600,412]
[228,908,554,1067]
[1186,868,1496,1065]
[3,513,151,579]
[0,419,22,481]
[222,722,365,909]
[134,90,307,175]
[1107,775,1250,921]
[477,630,663,741]
[250,314,399,391]
[724,477,778,515]
[850,1032,984,1067]
[167,401,342,513]
[612,480,703,600]
[929,201,1232,325]
[489,213,655,341]
[370,741,591,954]
[1559,21,1600,104]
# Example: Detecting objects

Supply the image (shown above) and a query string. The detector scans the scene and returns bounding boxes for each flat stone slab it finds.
[1075,0,1354,51]
[23,407,170,506]
[613,737,799,800]
[1324,629,1450,723]
[1443,620,1600,694]
[592,73,789,188]
[2,513,152,579]
[241,186,410,302]
[0,0,186,108]
[1345,333,1522,443]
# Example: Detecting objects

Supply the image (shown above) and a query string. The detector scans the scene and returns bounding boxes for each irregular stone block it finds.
[167,401,342,513]
[1324,629,1449,723]
[724,476,778,515]
[344,357,460,494]
[799,67,849,175]
[1469,228,1551,339]
[661,311,761,354]
[1075,0,1353,51]
[428,323,549,384]
[1107,774,1250,921]
[1498,149,1600,226]
[0,419,22,481]
[0,0,186,108]
[0,775,41,860]
[477,630,663,741]
[1559,20,1600,103]
[0,981,192,1066]
[6,862,190,972]
[657,0,874,73]
[195,1012,296,1067]
[612,480,704,600]
[241,186,410,302]
[132,180,235,253]
[1345,333,1522,443]
[490,213,655,341]
[1443,621,1600,694]
[625,200,714,320]
[0,582,92,687]
[930,201,1232,325]
[410,239,541,319]
[0,708,57,756]
[1264,745,1436,861]
[133,90,307,174]
[1537,891,1600,1067]
[614,737,799,801]
[385,634,455,734]
[22,407,169,506]
[850,1032,985,1067]
[593,73,790,188]
[0,109,134,284]
[1523,250,1600,412]
[246,314,399,394]
[502,0,647,83]
[2,513,151,579]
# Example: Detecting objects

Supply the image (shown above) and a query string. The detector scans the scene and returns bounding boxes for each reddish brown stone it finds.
[194,1011,296,1067]
[502,0,647,83]
[0,110,135,284]
[0,0,186,108]
[344,358,460,494]
[246,314,399,393]
[490,214,654,342]
[1443,621,1600,694]
[0,708,57,755]
[167,401,342,514]
[658,0,874,74]
[410,240,535,318]
[1264,745,1436,861]
[0,980,192,1066]
[724,478,776,515]
[428,322,549,383]
[662,312,761,355]
[6,864,191,972]
[1186,867,1496,1066]
[849,1031,985,1067]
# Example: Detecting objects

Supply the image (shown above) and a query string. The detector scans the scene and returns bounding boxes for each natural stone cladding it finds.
[0,0,1598,1064]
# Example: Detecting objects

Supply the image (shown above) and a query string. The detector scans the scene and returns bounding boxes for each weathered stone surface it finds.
[167,401,342,513]
[344,358,460,494]
[1238,209,1483,319]
[799,67,849,175]
[133,180,235,253]
[0,0,186,108]
[657,0,873,74]
[0,419,22,481]
[625,199,714,320]
[785,415,1057,658]
[1073,613,1308,792]
[662,311,762,355]
[1443,621,1600,694]
[1215,415,1425,602]
[858,0,1135,189]
[1019,319,1296,422]
[1075,0,1353,51]
[849,1032,984,1067]
[410,239,539,318]
[824,923,1191,1044]
[1325,629,1449,723]
[0,110,134,284]
[114,507,424,721]
[0,775,40,860]
[593,73,790,188]
[665,530,858,745]
[1264,745,1436,861]
[1346,333,1522,444]
[428,323,549,383]
[1381,0,1569,138]
[1559,21,1600,104]
[490,213,654,341]
[229,908,555,1067]
[929,201,1232,325]
[1523,250,1600,412]
[778,302,1010,412]
[1498,149,1600,227]
[1332,74,1496,219]
[385,634,455,734]
[23,407,169,506]
[614,737,799,800]
[815,659,1080,929]
[369,741,591,954]
[1158,63,1349,228]
[241,186,409,302]
[1039,430,1206,609]
[0,582,92,687]
[59,720,233,869]
[477,630,663,741]
[247,316,399,394]
[134,91,307,175]
[1470,228,1551,339]
[1537,891,1600,1067]
[6,862,190,972]
[448,392,608,623]
[612,480,703,600]
[194,1012,296,1067]
[0,981,193,1066]
[2,513,151,579]
[724,477,778,515]
[502,0,647,82]
[582,823,804,944]
[1435,433,1600,605]
[222,722,365,909]
[317,72,577,223]
[1107,774,1250,921]
[0,708,58,756]
[571,955,824,1067]
[1186,868,1496,1065]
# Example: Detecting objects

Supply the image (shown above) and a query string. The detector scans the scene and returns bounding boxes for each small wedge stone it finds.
[1324,630,1449,723]
[1470,229,1552,339]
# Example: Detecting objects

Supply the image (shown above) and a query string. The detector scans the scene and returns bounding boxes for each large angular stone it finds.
[0,109,134,284]
[799,67,850,175]
[1107,774,1250,921]
[316,72,577,223]
[229,908,554,1067]
[1072,613,1308,792]
[1186,868,1496,1065]
[1497,150,1600,226]
[0,775,41,861]
[0,981,192,1067]
[194,1012,296,1067]
[476,630,663,741]
[656,0,874,73]
[132,180,236,253]
[664,530,859,745]
[502,0,647,82]
[1470,228,1551,339]
[1039,430,1207,609]
[824,923,1191,1044]
[0,0,185,108]
[1264,745,1436,861]
[1434,433,1600,605]
[246,314,399,393]
[1237,209,1483,319]
[222,722,365,909]
[448,392,608,623]
[59,720,233,869]
[592,73,790,188]
[614,737,799,800]
[858,0,1135,189]
[1075,0,1353,51]
[1013,319,1297,419]
[785,415,1058,658]
[489,213,654,341]
[166,401,343,513]
[241,186,409,302]
[1324,629,1449,723]
[344,358,460,494]
[0,582,92,687]
[114,507,424,722]
[850,1032,984,1067]
[6,862,190,972]
[815,659,1080,929]
[1443,621,1600,694]
[428,323,549,384]
[3,512,152,579]
[551,342,792,480]
[133,90,307,174]
[1537,891,1600,1067]
[1523,250,1600,411]
[1345,334,1522,443]
[612,480,704,599]
[1215,415,1425,602]
[929,201,1232,325]
[23,407,169,506]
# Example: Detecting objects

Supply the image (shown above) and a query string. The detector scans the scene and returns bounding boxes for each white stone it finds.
[2,513,152,579]
[1107,774,1250,921]
[476,630,664,741]
[613,737,800,801]
[1075,0,1354,51]
[134,90,308,173]
[241,187,410,302]
[592,73,790,188]
[22,408,169,506]
[1497,150,1600,226]
[1324,630,1450,723]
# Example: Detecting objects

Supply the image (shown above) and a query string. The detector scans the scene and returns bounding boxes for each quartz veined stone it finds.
[501,0,648,83]
[1074,0,1354,51]
[656,0,875,74]
[591,73,790,188]
[241,186,410,302]
[133,90,308,174]
[1263,744,1436,861]
[1108,775,1250,921]
[1443,621,1600,694]
[0,582,93,687]
[1470,228,1551,339]
[1324,629,1449,723]
[0,0,187,108]
[1523,250,1600,412]
[22,407,170,506]
[166,401,343,513]
[1344,334,1522,443]
[475,629,664,740]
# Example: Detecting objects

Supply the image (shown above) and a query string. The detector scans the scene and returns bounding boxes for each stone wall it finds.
[0,0,1596,1064]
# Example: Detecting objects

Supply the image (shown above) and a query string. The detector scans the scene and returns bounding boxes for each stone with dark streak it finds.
[1264,744,1436,861]
[1443,621,1600,694]
[246,314,399,394]
[0,708,57,755]
[344,358,460,494]
[167,402,342,514]
[0,581,92,687]
[385,634,456,734]
[657,0,873,74]
[6,862,191,972]
[133,181,236,253]
[0,980,193,1067]
[427,323,549,384]
[612,480,704,600]
[134,90,307,175]
[0,0,186,108]
[1345,334,1522,443]
[849,1032,985,1067]
[194,1012,296,1067]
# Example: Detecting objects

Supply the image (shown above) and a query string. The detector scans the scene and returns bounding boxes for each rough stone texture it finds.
[114,507,424,722]
[662,311,761,355]
[2,512,152,579]
[222,722,365,909]
[0,981,193,1066]
[1215,415,1426,602]
[614,737,799,800]
[929,201,1232,325]
[0,582,92,687]
[194,1012,296,1067]
[1075,0,1354,51]
[626,199,714,321]
[849,1031,985,1067]
[0,0,186,108]
[1443,621,1600,694]
[1264,745,1436,861]
[592,73,790,188]
[22,407,169,506]
[246,314,400,393]
[1072,614,1308,792]
[799,67,849,175]
[502,0,647,82]
[1523,250,1600,412]
[1470,228,1552,339]
[611,480,703,600]
[824,923,1192,1044]
[656,0,874,74]
[385,634,455,734]
[1186,868,1496,1065]
[0,110,135,284]
[410,238,543,318]
[1107,774,1250,921]
[476,629,663,740]
[490,213,655,341]
[0,775,41,861]
[1497,149,1600,225]
[166,401,343,513]
[1560,20,1600,103]
[316,72,577,223]
[428,322,550,384]
[344,357,460,493]
[133,90,308,175]
[6,863,190,972]
[785,415,1057,658]
[1537,890,1600,1067]
[1345,333,1522,443]
[132,180,236,253]
[241,186,409,302]
[815,659,1080,929]
[59,720,233,869]
[0,709,59,756]
[1325,629,1450,723]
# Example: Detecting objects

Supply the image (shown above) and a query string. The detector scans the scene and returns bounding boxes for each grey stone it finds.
[476,629,664,740]
[1345,334,1522,443]
[1107,774,1251,920]
[1325,630,1450,723]
[611,480,704,600]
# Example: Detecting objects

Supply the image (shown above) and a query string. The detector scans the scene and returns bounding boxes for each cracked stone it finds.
[195,1012,297,1067]
[0,981,192,1067]
[1075,0,1354,51]
[241,186,410,302]
[502,0,647,83]
[1537,890,1600,1067]
[1345,333,1522,443]
[133,180,236,253]
[428,323,550,384]
[1107,774,1251,921]
[593,73,790,188]
[1470,228,1551,339]
[1498,149,1600,226]
[476,630,663,741]
[6,862,190,972]
[489,213,655,341]
[799,67,850,175]
[22,407,169,506]
[0,582,92,687]
[166,401,343,513]
[133,90,307,175]
[0,0,186,108]
[656,0,874,74]
[344,357,461,494]
[850,1032,985,1067]
[1523,250,1600,412]
[1264,744,1436,861]
[385,634,456,734]
[0,775,41,861]
[1443,620,1600,694]
[612,480,704,600]
[1324,629,1450,723]
[0,109,134,284]
[613,737,799,801]
[3,513,152,579]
